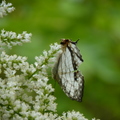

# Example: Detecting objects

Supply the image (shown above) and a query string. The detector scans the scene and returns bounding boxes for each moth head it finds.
[60,39,79,45]
[60,39,71,46]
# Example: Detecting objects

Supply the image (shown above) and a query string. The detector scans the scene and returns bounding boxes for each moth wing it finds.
[55,47,84,101]
[68,43,83,67]
[53,47,74,84]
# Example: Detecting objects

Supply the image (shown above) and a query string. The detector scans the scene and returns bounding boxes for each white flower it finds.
[35,43,61,72]
[59,110,88,120]
[0,0,15,18]
[0,30,32,49]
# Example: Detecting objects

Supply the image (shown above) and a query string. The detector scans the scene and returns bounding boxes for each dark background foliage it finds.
[1,0,120,119]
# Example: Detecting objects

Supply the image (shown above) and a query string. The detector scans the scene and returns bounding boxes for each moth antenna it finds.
[71,39,79,44]
[75,39,80,44]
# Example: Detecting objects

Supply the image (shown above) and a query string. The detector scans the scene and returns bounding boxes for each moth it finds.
[52,39,84,102]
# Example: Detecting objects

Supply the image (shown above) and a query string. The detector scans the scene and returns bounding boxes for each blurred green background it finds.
[1,0,120,119]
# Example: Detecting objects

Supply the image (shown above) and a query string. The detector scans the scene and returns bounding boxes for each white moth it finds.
[53,39,84,102]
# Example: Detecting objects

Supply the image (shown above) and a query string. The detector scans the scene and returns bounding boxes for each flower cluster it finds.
[0,30,32,49]
[59,111,88,120]
[59,111,99,120]
[0,43,60,119]
[0,0,15,18]
[34,43,62,75]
